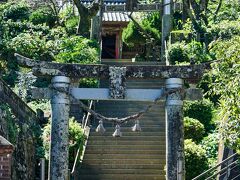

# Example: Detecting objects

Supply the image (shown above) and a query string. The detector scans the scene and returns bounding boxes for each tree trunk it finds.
[73,0,99,37]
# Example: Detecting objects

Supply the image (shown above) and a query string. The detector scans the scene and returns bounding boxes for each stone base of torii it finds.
[15,53,213,180]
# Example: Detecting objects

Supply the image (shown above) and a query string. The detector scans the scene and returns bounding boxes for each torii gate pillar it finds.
[49,76,70,180]
[165,78,185,180]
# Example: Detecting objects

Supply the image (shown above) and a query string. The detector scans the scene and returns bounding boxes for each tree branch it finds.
[213,0,223,22]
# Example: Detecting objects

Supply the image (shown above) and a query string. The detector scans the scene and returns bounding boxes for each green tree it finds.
[208,35,240,151]
[185,139,209,180]
[184,117,205,143]
[184,99,215,133]
[55,36,99,64]
[42,117,86,165]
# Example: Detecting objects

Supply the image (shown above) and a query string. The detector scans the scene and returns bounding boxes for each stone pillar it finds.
[49,76,70,180]
[161,0,172,63]
[165,78,185,180]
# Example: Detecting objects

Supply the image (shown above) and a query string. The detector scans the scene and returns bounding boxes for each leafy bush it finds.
[168,42,189,64]
[168,41,212,65]
[185,139,209,180]
[201,132,219,166]
[209,0,240,23]
[29,7,57,27]
[0,20,49,43]
[42,117,86,164]
[7,32,56,61]
[79,78,98,88]
[186,41,212,63]
[208,20,240,40]
[184,117,205,142]
[64,16,78,35]
[122,13,161,47]
[184,99,214,133]
[170,30,191,43]
[2,3,30,21]
[55,36,99,64]
[122,21,146,47]
[197,73,220,105]
[0,2,11,21]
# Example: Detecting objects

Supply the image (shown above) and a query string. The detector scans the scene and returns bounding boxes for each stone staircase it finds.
[78,60,166,180]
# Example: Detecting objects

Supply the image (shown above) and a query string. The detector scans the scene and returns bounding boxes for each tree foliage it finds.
[29,7,57,27]
[168,41,212,64]
[208,35,240,151]
[201,132,220,166]
[184,99,215,133]
[184,117,205,143]
[185,139,209,180]
[2,2,30,21]
[42,117,86,164]
[122,13,161,47]
[0,1,99,85]
[55,36,99,64]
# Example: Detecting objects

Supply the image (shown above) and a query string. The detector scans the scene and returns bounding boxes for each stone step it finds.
[83,158,165,165]
[92,126,164,132]
[95,122,164,127]
[78,61,167,179]
[88,136,165,141]
[90,131,165,136]
[79,168,164,175]
[80,163,165,170]
[86,144,164,150]
[84,154,165,160]
[85,149,165,155]
[87,140,166,146]
[77,174,165,180]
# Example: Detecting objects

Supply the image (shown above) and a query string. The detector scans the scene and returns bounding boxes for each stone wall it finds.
[0,78,40,180]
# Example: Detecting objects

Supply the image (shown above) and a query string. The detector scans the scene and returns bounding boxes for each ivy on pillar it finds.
[165,78,185,180]
[49,76,70,180]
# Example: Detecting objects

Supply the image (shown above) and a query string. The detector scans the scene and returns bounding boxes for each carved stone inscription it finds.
[109,66,126,99]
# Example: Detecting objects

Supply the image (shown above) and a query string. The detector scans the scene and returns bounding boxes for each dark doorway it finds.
[101,34,116,59]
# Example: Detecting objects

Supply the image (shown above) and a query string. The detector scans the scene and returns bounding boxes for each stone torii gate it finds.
[15,53,212,180]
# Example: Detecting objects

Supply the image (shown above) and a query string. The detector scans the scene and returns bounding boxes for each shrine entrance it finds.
[101,34,116,59]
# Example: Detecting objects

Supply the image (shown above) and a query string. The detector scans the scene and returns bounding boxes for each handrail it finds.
[71,100,93,175]
[205,160,238,180]
[192,153,238,180]
[83,100,93,130]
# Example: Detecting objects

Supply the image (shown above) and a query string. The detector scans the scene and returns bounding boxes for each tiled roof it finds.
[81,0,126,4]
[0,136,13,150]
[103,12,129,22]
[81,0,130,22]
